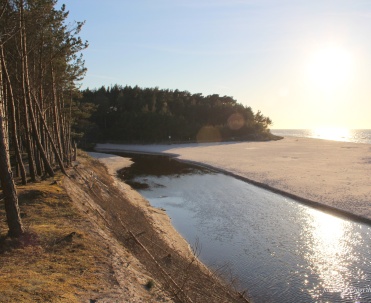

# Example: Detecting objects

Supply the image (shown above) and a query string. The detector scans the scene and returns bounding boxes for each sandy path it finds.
[94,137,371,222]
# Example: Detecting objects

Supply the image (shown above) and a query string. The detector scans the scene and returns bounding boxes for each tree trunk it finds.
[20,1,54,178]
[73,141,77,161]
[0,44,27,185]
[19,1,36,182]
[58,93,67,163]
[66,90,73,165]
[32,91,67,175]
[28,98,55,177]
[0,68,24,238]
[50,64,63,160]
[38,34,48,171]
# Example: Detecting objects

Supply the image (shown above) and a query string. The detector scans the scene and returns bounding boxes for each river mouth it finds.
[116,152,371,303]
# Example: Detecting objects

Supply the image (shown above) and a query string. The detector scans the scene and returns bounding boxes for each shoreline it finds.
[88,151,194,258]
[94,137,371,225]
[93,149,371,226]
[177,158,371,226]
[76,152,248,302]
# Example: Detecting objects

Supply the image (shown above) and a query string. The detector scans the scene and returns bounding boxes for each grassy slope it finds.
[0,175,111,302]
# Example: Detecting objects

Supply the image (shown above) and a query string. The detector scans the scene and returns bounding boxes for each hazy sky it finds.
[62,0,371,129]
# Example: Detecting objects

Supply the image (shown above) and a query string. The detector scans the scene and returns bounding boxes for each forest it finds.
[78,85,275,144]
[0,0,87,237]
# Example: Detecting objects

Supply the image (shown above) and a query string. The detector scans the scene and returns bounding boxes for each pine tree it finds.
[0,0,88,237]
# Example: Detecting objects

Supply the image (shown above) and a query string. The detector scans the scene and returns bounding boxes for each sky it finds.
[61,0,371,129]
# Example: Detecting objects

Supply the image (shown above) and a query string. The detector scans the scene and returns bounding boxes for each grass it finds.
[0,175,110,303]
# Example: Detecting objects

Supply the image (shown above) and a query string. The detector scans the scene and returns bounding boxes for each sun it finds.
[307,46,353,91]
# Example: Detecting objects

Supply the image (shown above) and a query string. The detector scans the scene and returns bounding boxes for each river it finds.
[117,152,371,303]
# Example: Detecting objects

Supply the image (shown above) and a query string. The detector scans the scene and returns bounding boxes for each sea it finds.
[271,129,371,145]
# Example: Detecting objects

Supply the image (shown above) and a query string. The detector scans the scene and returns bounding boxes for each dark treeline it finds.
[0,0,87,237]
[80,85,275,144]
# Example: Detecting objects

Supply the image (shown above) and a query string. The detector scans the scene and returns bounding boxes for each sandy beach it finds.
[94,137,371,222]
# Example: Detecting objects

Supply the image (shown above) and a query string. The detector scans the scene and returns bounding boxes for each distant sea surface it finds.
[271,129,371,144]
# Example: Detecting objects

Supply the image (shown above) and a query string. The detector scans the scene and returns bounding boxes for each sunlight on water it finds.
[311,127,351,142]
[271,129,371,144]
[302,208,365,302]
[119,153,371,303]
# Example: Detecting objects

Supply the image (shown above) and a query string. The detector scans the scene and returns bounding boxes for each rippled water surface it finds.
[118,153,371,303]
[271,129,371,144]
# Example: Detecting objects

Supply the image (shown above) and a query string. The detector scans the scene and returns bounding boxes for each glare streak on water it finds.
[118,154,371,303]
[271,129,371,144]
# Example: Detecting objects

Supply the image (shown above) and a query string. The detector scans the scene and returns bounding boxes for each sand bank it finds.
[95,137,371,222]
[87,152,193,258]
[86,151,247,302]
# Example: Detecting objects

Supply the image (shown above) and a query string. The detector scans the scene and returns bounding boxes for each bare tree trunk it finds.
[73,141,77,161]
[34,146,42,176]
[50,64,63,160]
[66,90,73,165]
[19,1,36,182]
[28,98,55,177]
[0,44,27,185]
[58,92,67,163]
[38,34,47,170]
[20,1,54,178]
[0,66,24,238]
[32,91,67,175]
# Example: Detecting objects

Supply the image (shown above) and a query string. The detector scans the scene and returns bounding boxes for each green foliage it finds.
[69,97,98,144]
[80,85,273,143]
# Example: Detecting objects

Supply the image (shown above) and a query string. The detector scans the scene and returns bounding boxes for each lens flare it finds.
[196,126,221,142]
[227,113,245,130]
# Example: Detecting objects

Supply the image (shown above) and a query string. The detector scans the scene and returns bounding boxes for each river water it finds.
[117,153,371,303]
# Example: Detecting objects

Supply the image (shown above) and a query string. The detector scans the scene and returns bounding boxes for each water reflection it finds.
[118,152,371,303]
[116,152,210,189]
[300,208,363,301]
[271,129,371,144]
[311,127,351,142]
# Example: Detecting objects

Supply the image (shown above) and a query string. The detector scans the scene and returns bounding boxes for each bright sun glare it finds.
[312,127,350,141]
[308,46,353,91]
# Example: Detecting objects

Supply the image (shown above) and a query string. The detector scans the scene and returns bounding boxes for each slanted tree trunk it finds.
[0,44,27,185]
[50,64,63,160]
[0,116,24,237]
[32,91,67,175]
[19,1,54,178]
[0,67,24,238]
[27,97,55,177]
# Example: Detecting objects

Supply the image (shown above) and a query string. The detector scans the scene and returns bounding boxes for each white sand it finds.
[94,137,371,221]
[88,152,133,176]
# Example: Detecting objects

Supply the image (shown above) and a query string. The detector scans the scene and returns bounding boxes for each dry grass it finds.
[0,176,111,303]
